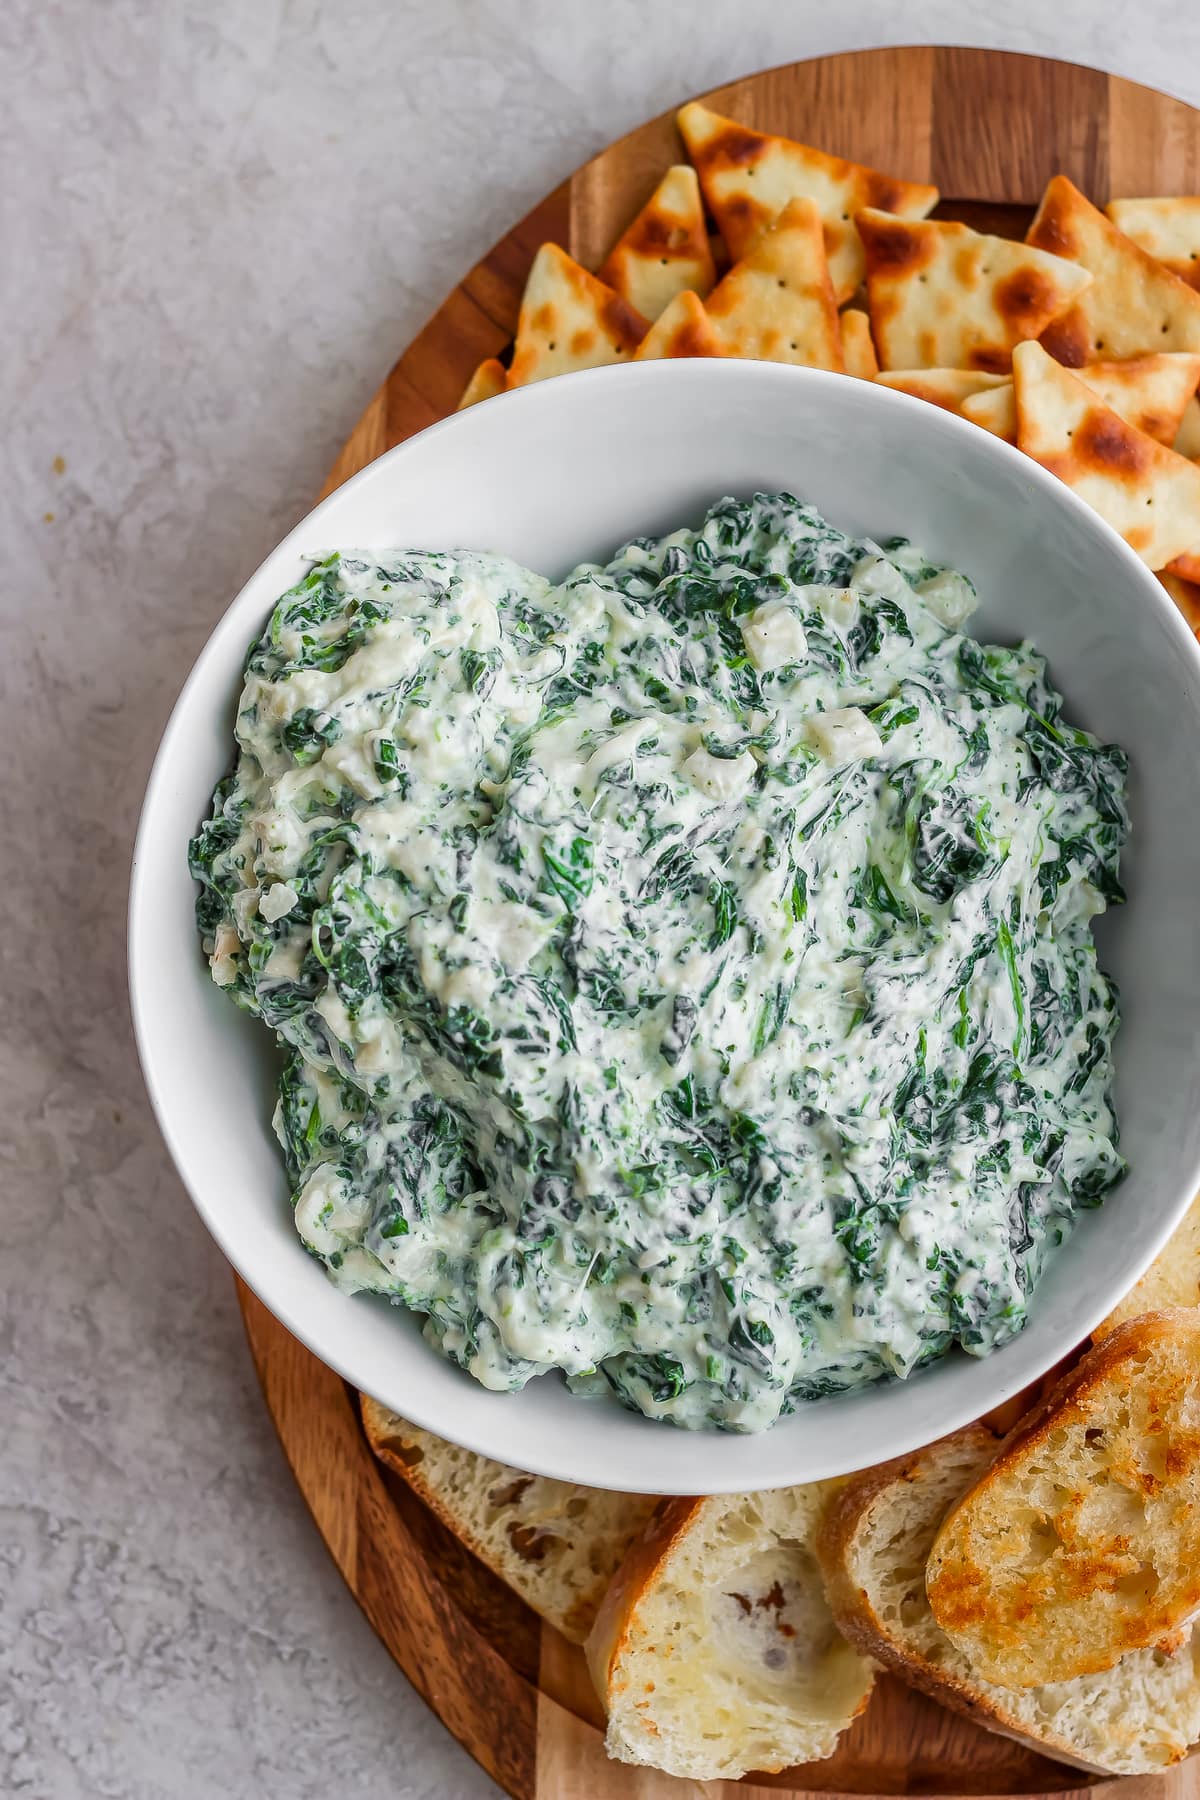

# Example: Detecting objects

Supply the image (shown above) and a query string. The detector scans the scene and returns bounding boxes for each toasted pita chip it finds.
[876,369,1008,412]
[704,197,843,370]
[598,165,716,322]
[457,357,508,410]
[960,383,1017,439]
[509,244,648,386]
[1027,176,1200,365]
[677,101,937,305]
[1177,397,1200,460]
[1106,197,1200,292]
[840,309,878,379]
[963,353,1200,446]
[1160,570,1200,634]
[633,289,723,360]
[858,209,1092,373]
[1013,340,1200,569]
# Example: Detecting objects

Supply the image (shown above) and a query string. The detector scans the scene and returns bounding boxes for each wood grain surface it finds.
[235,46,1200,1800]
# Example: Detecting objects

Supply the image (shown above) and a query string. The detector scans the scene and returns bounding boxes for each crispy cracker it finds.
[1013,340,1200,569]
[1028,176,1200,365]
[1106,197,1200,293]
[1160,570,1200,634]
[963,353,1200,446]
[840,308,878,379]
[704,197,843,369]
[858,209,1092,373]
[598,165,716,321]
[677,101,937,304]
[457,357,508,410]
[876,369,1008,412]
[633,289,723,360]
[508,244,648,386]
[1176,397,1200,460]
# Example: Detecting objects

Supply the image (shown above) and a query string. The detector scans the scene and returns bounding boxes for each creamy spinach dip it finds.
[191,493,1128,1432]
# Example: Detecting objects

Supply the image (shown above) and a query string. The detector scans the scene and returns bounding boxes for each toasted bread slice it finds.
[1094,1194,1200,1337]
[586,1485,873,1780]
[677,100,937,303]
[598,164,715,321]
[819,1425,1200,1775]
[926,1312,1200,1688]
[360,1396,658,1642]
[1028,176,1200,365]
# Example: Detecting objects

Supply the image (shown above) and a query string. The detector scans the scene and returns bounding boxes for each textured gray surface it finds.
[5,4,1200,1796]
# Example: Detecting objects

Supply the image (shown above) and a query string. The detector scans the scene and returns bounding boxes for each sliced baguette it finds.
[586,1485,873,1781]
[360,1396,658,1642]
[819,1425,1200,1775]
[926,1311,1200,1688]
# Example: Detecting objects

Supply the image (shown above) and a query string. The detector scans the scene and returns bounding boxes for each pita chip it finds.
[677,100,937,304]
[876,368,1008,412]
[858,209,1092,372]
[457,357,508,410]
[1160,570,1200,636]
[633,289,723,361]
[1176,397,1200,460]
[1013,340,1200,569]
[599,165,716,321]
[1106,196,1200,292]
[1027,176,1200,365]
[508,244,648,386]
[840,308,878,379]
[963,352,1200,446]
[704,197,843,369]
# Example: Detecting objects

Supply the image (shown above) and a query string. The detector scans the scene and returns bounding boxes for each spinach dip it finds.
[191,493,1128,1432]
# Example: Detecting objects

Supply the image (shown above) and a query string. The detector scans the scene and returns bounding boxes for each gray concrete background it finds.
[5,4,1200,1795]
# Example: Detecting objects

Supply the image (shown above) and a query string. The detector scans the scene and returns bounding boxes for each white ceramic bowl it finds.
[131,358,1200,1493]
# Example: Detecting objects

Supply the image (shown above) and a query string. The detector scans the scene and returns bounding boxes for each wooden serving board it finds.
[236,47,1200,1800]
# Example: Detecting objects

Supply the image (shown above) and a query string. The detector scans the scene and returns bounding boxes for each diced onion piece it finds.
[808,706,883,765]
[918,568,978,629]
[740,601,808,670]
[210,921,241,986]
[682,746,757,801]
[814,586,859,631]
[259,881,299,923]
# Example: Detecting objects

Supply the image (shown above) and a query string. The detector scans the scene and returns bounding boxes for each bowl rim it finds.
[129,356,1200,1490]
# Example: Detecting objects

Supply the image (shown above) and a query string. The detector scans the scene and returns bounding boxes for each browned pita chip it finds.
[1177,397,1200,460]
[1028,176,1200,365]
[1167,550,1200,584]
[1160,570,1200,634]
[1106,197,1200,292]
[876,369,1008,412]
[704,197,843,370]
[457,357,508,410]
[599,165,716,321]
[509,244,648,386]
[963,353,1200,447]
[858,209,1092,373]
[677,101,937,304]
[1013,340,1200,569]
[840,308,878,379]
[633,289,723,360]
